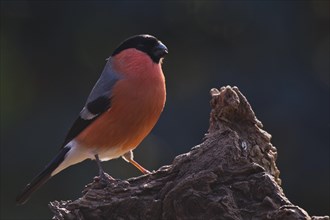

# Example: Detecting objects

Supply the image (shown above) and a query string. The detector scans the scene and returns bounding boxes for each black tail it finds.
[16,147,70,205]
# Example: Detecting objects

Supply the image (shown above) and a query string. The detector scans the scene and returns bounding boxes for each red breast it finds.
[75,48,166,153]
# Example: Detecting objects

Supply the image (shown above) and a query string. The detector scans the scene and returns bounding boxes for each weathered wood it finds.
[49,86,329,220]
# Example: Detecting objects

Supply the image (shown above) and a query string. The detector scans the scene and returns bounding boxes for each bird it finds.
[16,34,168,205]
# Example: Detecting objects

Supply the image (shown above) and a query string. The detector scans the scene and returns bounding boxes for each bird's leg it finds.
[122,151,151,174]
[94,154,114,183]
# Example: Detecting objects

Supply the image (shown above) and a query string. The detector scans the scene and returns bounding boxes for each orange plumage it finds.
[16,34,168,205]
[76,48,166,155]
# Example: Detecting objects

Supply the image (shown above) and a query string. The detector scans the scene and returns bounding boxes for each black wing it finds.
[60,58,120,148]
[61,96,111,148]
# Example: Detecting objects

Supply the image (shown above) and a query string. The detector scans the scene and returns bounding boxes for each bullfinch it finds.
[16,34,168,205]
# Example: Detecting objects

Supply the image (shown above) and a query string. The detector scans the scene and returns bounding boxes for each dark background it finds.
[1,1,329,219]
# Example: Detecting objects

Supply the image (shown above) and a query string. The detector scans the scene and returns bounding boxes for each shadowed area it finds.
[1,1,329,219]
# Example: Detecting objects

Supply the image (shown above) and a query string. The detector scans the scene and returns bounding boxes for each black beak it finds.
[153,41,168,59]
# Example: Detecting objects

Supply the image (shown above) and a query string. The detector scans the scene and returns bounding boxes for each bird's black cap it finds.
[112,34,168,64]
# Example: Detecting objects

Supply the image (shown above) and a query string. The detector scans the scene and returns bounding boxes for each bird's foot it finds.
[94,172,115,186]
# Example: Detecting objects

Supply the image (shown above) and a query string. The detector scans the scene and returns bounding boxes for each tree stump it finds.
[49,86,329,220]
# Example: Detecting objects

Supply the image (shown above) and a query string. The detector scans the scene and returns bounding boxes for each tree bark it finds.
[49,86,329,220]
